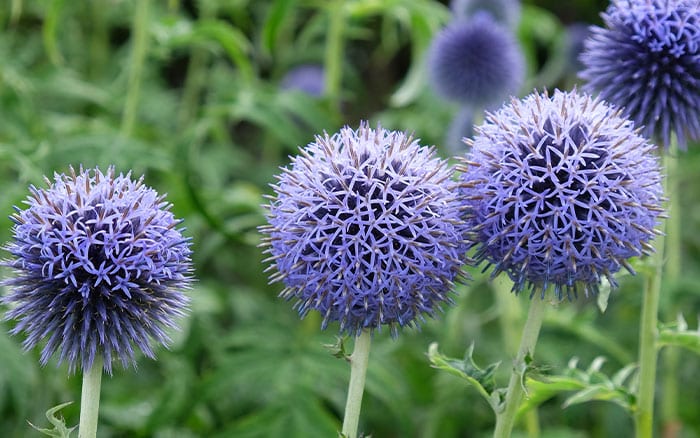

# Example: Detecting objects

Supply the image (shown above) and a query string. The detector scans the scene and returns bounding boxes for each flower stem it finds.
[493,296,547,438]
[635,145,672,438]
[121,0,151,137]
[342,329,372,438]
[78,356,104,438]
[661,144,681,438]
[324,0,345,107]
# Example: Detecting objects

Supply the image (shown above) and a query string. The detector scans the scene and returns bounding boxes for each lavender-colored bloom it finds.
[2,166,192,373]
[428,13,525,107]
[459,90,664,300]
[260,122,471,336]
[450,0,521,29]
[580,0,700,149]
[280,64,325,97]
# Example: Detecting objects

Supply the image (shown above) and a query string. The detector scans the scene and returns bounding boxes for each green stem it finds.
[342,330,372,438]
[493,279,541,437]
[635,145,672,438]
[493,297,547,438]
[78,356,104,438]
[121,0,151,137]
[323,0,345,106]
[661,144,681,437]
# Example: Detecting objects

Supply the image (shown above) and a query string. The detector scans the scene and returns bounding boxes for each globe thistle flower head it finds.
[450,0,522,29]
[428,13,525,107]
[260,122,471,336]
[580,0,700,149]
[280,64,325,97]
[2,166,193,374]
[459,90,664,300]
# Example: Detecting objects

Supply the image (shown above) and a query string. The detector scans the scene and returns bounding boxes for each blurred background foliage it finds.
[0,0,699,436]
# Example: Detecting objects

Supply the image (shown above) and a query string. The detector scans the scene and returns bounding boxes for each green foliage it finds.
[29,402,76,438]
[0,0,699,436]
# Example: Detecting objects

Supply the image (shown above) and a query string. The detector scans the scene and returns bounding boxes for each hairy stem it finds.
[78,357,104,438]
[342,330,372,438]
[493,297,547,438]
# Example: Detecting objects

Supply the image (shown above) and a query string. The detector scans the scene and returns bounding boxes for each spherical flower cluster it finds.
[280,64,325,97]
[2,166,193,373]
[580,0,700,149]
[260,123,471,336]
[428,13,525,107]
[459,90,664,300]
[450,0,521,29]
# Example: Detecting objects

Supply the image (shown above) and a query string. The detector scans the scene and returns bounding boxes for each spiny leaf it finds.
[517,356,637,418]
[28,402,76,438]
[428,342,500,411]
[658,314,700,355]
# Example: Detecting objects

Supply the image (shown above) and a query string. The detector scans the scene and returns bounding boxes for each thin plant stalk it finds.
[121,0,151,137]
[635,141,673,438]
[323,0,345,106]
[661,144,681,438]
[493,296,547,438]
[78,356,104,438]
[493,278,540,437]
[342,329,372,438]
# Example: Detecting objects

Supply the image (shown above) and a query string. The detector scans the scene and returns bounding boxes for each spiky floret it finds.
[428,13,525,107]
[260,122,471,336]
[2,166,193,373]
[459,90,664,300]
[580,0,700,149]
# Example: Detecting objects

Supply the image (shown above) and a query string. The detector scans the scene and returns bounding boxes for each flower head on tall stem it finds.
[260,122,471,336]
[580,0,700,149]
[428,13,525,107]
[2,166,193,374]
[459,89,664,300]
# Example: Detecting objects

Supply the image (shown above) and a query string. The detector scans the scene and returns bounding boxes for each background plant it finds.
[0,0,699,437]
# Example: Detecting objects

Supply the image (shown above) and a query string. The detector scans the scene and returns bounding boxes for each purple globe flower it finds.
[260,122,471,336]
[2,166,193,373]
[428,13,525,107]
[450,0,521,29]
[280,64,325,97]
[580,0,700,149]
[459,90,664,300]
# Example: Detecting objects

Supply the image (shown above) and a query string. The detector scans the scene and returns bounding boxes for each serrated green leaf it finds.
[427,342,500,411]
[28,402,76,438]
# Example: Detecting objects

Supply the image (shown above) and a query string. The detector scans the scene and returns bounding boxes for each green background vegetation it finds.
[0,0,699,436]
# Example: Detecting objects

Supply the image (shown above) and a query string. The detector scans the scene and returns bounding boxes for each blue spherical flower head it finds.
[450,0,521,29]
[2,166,193,374]
[280,64,325,97]
[261,122,471,336]
[459,90,664,300]
[428,13,525,107]
[580,0,700,149]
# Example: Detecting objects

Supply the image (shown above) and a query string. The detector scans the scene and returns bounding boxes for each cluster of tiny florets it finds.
[428,12,525,107]
[260,123,471,336]
[580,0,700,149]
[1,166,193,373]
[459,90,664,300]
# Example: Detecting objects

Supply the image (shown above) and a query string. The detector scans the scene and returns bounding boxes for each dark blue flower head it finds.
[260,122,471,336]
[428,13,525,107]
[459,90,664,300]
[280,64,325,97]
[450,0,521,29]
[580,0,700,149]
[2,166,193,374]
